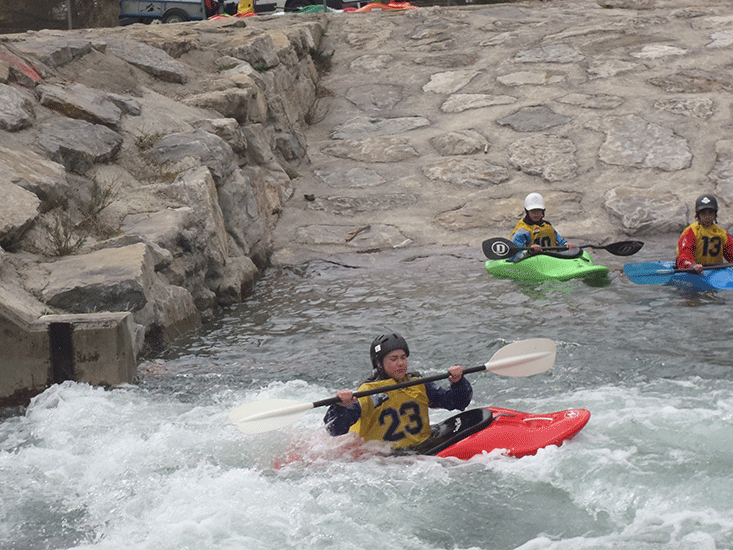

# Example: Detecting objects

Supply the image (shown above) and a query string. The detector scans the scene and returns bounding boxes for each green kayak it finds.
[485,250,609,283]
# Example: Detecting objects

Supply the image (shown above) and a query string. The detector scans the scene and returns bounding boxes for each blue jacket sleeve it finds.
[512,228,531,248]
[323,402,362,435]
[510,229,531,261]
[425,378,472,411]
[555,231,567,246]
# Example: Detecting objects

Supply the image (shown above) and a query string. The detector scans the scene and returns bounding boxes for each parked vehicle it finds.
[119,0,235,24]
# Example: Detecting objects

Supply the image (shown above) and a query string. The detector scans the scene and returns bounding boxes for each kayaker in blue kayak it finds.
[324,333,473,450]
[509,193,576,261]
[676,194,733,273]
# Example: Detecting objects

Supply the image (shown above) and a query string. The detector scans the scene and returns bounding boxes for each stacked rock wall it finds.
[0,14,326,404]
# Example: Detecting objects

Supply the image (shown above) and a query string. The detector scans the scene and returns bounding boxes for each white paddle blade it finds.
[485,338,556,377]
[228,399,314,434]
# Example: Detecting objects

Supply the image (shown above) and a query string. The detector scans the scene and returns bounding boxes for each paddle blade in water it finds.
[623,262,676,285]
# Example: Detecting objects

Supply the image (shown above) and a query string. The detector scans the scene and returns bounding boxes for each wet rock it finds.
[218,255,259,306]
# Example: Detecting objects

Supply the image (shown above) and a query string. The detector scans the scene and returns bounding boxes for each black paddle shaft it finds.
[482,237,643,260]
[312,365,487,408]
[670,262,733,275]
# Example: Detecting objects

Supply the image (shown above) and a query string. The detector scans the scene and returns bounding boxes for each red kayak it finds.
[416,406,591,459]
[274,406,590,467]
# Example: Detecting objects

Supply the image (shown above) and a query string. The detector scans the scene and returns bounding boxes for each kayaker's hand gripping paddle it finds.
[228,338,556,435]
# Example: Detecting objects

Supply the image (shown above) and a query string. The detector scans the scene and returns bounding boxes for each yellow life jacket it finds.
[349,376,431,448]
[677,222,729,265]
[511,219,559,248]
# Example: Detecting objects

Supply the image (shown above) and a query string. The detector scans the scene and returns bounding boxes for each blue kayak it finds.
[624,261,733,290]
[485,249,609,283]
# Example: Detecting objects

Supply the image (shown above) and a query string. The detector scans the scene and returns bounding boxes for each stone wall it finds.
[0,14,326,404]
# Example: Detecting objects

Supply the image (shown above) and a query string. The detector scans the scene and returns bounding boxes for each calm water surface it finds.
[2,242,733,550]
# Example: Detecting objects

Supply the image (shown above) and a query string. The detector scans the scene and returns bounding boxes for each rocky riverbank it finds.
[1,14,326,365]
[3,0,733,403]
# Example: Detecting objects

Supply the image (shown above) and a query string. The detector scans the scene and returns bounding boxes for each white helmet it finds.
[524,193,545,211]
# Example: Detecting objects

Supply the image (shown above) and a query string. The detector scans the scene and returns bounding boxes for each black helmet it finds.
[695,194,718,213]
[370,333,409,371]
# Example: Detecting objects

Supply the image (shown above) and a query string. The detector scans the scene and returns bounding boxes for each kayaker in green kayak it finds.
[676,193,733,273]
[510,193,576,261]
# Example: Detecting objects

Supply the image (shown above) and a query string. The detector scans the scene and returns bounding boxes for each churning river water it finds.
[2,239,733,550]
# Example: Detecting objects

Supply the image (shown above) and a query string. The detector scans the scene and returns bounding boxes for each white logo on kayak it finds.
[564,410,580,418]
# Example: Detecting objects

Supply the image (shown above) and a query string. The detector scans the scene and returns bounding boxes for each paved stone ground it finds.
[271,0,733,265]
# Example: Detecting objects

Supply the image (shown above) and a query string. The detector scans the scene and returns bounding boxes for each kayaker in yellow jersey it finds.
[510,193,576,261]
[324,333,473,450]
[676,194,733,273]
